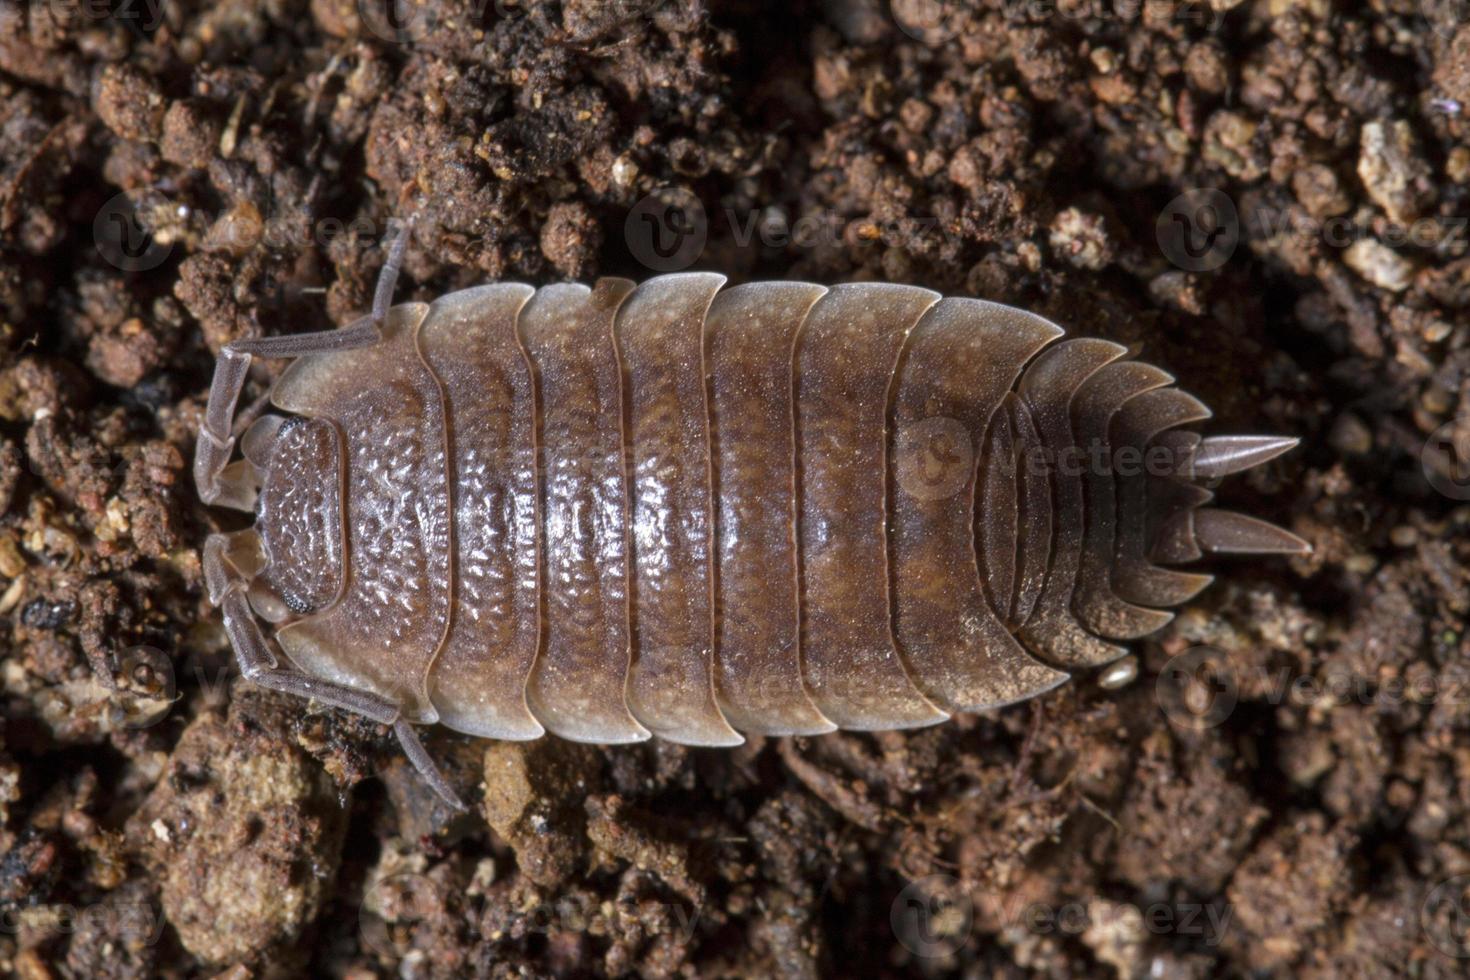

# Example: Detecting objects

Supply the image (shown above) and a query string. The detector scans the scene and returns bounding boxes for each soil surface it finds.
[2,0,1470,977]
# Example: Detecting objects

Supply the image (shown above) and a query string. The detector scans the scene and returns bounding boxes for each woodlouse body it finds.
[196,247,1306,807]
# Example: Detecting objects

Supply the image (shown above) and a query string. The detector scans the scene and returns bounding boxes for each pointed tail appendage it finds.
[1146,433,1310,565]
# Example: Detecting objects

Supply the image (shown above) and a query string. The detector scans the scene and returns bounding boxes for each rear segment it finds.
[888,298,1068,711]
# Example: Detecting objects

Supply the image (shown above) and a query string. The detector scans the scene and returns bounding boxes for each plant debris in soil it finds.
[3,0,1470,977]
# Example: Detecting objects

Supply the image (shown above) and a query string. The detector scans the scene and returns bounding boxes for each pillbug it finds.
[195,223,1307,809]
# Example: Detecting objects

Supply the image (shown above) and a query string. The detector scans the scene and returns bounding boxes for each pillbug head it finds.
[253,415,346,617]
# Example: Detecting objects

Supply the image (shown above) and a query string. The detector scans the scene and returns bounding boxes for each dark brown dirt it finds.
[2,0,1470,976]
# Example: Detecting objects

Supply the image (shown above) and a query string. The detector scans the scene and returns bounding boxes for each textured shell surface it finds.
[200,271,1307,779]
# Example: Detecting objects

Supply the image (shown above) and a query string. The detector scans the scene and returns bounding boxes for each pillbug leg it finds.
[195,348,251,508]
[206,531,468,811]
[208,459,261,512]
[231,389,275,440]
[391,719,466,811]
[203,530,264,604]
[195,322,384,506]
[195,219,410,507]
[237,614,466,809]
[206,535,397,724]
[373,216,410,320]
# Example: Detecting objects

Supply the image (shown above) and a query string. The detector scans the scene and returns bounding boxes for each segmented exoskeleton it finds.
[196,225,1307,808]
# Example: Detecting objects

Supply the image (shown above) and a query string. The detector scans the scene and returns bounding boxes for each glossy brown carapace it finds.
[196,231,1306,808]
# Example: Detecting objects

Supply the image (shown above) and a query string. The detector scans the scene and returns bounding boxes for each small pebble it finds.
[1098,656,1139,690]
[1327,412,1372,456]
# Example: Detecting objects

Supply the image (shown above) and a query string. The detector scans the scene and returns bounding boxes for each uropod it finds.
[195,223,1308,809]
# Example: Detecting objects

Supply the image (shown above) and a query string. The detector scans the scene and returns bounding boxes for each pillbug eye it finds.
[280,589,318,616]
